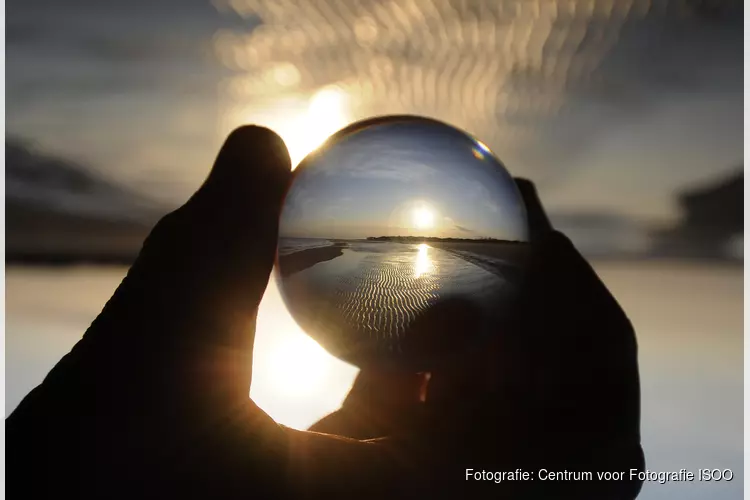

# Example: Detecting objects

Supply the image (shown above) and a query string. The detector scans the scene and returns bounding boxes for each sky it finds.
[4,3,743,497]
[5,0,744,223]
[280,120,529,241]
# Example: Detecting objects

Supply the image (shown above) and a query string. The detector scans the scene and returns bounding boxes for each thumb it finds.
[513,177,553,241]
[79,126,292,404]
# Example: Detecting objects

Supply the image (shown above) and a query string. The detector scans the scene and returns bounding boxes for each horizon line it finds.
[280,235,524,242]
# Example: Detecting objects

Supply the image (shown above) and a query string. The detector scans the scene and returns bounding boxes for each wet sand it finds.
[428,240,527,262]
[280,240,528,278]
[278,242,347,277]
[278,242,517,363]
[429,240,528,282]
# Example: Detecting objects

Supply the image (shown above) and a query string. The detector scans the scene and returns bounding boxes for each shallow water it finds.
[278,237,335,256]
[281,242,512,362]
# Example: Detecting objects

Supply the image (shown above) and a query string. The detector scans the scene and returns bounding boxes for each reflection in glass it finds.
[414,244,433,279]
[276,116,529,369]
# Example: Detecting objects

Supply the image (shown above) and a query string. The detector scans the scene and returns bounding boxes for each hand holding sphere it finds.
[7,122,643,500]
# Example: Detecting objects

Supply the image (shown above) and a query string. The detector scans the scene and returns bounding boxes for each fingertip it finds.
[513,177,553,238]
[222,125,289,177]
[513,178,541,214]
[513,177,535,193]
[222,125,291,171]
[189,125,292,213]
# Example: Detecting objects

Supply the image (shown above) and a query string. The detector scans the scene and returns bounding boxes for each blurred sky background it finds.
[5,1,744,499]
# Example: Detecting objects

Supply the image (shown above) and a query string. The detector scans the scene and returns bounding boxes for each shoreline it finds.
[438,247,522,282]
[278,242,348,277]
[427,241,529,284]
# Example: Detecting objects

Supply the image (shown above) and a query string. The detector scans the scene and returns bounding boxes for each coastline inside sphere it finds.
[276,116,530,369]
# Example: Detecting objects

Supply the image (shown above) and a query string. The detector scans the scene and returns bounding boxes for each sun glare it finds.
[284,86,349,167]
[414,243,434,278]
[252,279,359,430]
[413,207,435,229]
[266,335,330,397]
[238,85,351,168]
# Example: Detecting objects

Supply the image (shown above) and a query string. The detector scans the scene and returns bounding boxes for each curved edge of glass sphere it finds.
[274,114,531,371]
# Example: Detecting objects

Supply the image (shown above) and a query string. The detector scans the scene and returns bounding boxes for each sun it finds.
[413,207,435,229]
[236,85,350,168]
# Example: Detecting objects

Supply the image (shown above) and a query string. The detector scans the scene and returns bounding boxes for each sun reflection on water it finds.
[414,243,434,278]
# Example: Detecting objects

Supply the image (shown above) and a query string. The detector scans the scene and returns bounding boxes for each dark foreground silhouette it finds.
[6,126,644,500]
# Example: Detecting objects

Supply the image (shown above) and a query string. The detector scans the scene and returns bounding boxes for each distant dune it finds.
[7,200,153,265]
[6,138,168,265]
[365,235,525,244]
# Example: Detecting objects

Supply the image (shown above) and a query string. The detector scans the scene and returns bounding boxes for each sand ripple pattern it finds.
[283,243,508,359]
[335,253,440,346]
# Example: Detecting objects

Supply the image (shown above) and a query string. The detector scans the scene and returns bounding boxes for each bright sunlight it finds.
[252,278,359,430]
[238,85,351,168]
[414,243,434,278]
[413,207,435,229]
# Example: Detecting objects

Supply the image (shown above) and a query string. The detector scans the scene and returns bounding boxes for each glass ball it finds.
[276,116,529,370]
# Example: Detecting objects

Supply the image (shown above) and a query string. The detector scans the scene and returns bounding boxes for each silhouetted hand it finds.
[312,179,646,499]
[6,126,644,500]
[5,127,417,500]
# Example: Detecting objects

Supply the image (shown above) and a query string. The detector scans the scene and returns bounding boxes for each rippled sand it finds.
[281,242,514,362]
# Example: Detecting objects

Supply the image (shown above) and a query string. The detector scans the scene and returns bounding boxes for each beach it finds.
[278,238,528,278]
[277,240,521,364]
[278,242,346,277]
[428,240,529,283]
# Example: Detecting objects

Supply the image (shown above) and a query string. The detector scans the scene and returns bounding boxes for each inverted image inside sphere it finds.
[277,116,530,370]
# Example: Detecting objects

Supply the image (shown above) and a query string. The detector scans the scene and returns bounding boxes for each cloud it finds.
[316,146,437,183]
[6,0,742,225]
[442,216,474,234]
[5,137,164,223]
[216,0,741,191]
[5,0,236,111]
[280,184,316,221]
[346,165,427,182]
[483,201,500,214]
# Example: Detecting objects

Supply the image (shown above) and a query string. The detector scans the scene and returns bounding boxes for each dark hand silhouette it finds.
[311,179,645,499]
[6,127,411,500]
[7,126,644,500]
